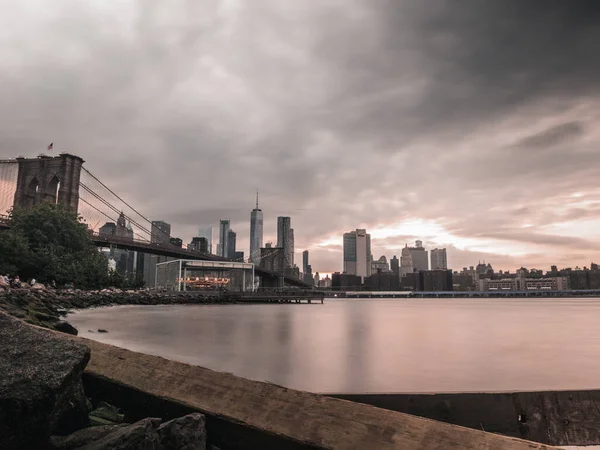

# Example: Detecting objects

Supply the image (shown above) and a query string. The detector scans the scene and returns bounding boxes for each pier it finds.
[235,292,324,304]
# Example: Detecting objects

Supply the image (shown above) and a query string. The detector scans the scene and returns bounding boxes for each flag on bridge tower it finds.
[47,143,53,151]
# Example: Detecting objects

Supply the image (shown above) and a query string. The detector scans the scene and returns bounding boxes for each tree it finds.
[0,204,110,288]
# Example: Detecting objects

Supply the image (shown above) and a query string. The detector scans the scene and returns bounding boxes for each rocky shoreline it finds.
[0,287,235,334]
[0,311,211,450]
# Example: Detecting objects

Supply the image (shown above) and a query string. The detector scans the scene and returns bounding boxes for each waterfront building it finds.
[218,219,230,258]
[249,192,263,263]
[151,220,171,244]
[343,229,372,281]
[235,251,244,261]
[478,275,569,291]
[332,272,362,291]
[430,248,448,270]
[277,217,293,268]
[169,237,182,248]
[420,270,453,291]
[197,226,213,254]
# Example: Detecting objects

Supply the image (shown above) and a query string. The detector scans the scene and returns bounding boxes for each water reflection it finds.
[68,298,600,393]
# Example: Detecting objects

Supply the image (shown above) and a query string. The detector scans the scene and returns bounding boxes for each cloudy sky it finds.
[1,1,600,273]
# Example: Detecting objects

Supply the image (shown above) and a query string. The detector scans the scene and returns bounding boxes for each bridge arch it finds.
[24,177,39,207]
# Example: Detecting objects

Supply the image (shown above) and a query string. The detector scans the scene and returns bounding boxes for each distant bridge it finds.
[0,154,309,288]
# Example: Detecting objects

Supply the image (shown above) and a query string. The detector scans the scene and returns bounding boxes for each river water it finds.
[67,298,600,394]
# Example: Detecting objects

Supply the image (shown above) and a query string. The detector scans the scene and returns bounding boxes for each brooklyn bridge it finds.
[0,153,309,289]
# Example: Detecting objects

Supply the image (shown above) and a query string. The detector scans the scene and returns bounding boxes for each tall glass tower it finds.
[249,191,263,263]
[218,219,230,258]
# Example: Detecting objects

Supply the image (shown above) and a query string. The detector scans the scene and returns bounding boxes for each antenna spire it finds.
[256,190,259,209]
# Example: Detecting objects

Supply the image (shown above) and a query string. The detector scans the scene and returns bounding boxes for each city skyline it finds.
[1,2,600,273]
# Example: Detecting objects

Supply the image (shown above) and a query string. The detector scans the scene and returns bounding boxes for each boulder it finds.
[54,321,79,336]
[157,413,206,450]
[77,417,161,450]
[49,424,129,450]
[31,282,46,291]
[0,312,90,450]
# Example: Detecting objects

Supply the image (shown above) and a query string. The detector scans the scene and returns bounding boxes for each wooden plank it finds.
[74,336,556,450]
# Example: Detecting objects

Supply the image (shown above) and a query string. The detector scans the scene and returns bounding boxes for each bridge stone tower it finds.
[13,153,84,212]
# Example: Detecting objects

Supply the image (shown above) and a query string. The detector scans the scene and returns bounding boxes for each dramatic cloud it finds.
[1,0,600,273]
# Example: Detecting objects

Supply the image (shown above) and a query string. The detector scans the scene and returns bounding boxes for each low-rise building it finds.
[479,276,569,291]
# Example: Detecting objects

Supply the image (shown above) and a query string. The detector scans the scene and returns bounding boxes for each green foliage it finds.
[0,204,110,288]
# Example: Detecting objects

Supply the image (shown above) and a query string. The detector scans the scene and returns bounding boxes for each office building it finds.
[420,270,453,291]
[343,229,372,281]
[410,240,428,271]
[371,255,390,273]
[430,248,448,270]
[277,217,293,268]
[332,272,362,291]
[249,192,263,263]
[99,222,116,236]
[169,237,182,248]
[197,226,213,253]
[401,241,428,275]
[302,250,309,274]
[400,246,413,277]
[151,220,171,244]
[218,219,230,258]
[188,237,208,252]
[390,255,400,278]
[234,251,245,262]
[227,229,237,259]
[289,228,295,268]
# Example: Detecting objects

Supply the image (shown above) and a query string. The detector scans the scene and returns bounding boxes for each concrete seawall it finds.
[74,336,552,449]
[331,391,600,447]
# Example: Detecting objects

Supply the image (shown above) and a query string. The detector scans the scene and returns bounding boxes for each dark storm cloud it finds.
[1,0,600,272]
[510,122,585,151]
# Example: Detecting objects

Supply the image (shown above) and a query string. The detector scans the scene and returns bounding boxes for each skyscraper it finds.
[227,229,237,259]
[218,219,230,258]
[197,225,212,253]
[249,192,263,264]
[410,240,429,271]
[289,228,295,267]
[400,245,413,277]
[430,248,448,270]
[151,220,171,244]
[302,250,309,274]
[277,216,293,268]
[391,255,400,278]
[343,229,371,281]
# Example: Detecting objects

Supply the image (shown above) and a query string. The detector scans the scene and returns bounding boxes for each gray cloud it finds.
[510,122,585,151]
[1,1,600,272]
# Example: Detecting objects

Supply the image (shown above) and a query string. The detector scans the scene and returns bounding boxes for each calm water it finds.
[67,298,600,394]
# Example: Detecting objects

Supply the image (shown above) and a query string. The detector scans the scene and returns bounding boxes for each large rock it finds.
[0,312,90,450]
[77,417,161,450]
[158,413,206,450]
[49,424,129,450]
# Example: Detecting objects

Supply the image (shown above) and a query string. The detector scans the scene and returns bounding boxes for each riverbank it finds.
[0,287,235,333]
